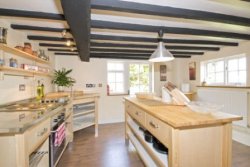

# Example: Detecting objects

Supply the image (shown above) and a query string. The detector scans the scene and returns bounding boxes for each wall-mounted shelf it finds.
[0,66,52,77]
[0,44,50,65]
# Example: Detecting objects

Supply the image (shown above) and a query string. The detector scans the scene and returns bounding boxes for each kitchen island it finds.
[124,97,242,167]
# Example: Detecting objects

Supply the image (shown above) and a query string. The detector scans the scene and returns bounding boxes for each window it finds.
[107,62,125,94]
[227,56,246,85]
[201,54,247,86]
[129,64,150,95]
[107,61,151,95]
[205,60,225,84]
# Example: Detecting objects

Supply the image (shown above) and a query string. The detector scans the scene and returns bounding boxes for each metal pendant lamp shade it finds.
[149,30,174,62]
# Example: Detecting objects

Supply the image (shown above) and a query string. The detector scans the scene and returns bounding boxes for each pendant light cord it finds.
[157,29,164,42]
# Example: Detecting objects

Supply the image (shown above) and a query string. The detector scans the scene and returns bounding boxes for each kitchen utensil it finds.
[0,27,7,44]
[153,137,168,154]
[144,130,154,143]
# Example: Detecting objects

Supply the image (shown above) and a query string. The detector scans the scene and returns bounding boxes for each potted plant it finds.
[52,68,75,92]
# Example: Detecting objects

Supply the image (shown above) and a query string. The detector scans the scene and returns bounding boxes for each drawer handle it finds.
[37,128,48,137]
[149,121,159,129]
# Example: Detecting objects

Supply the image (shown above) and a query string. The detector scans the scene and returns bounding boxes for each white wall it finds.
[56,56,155,124]
[0,19,55,104]
[153,62,174,97]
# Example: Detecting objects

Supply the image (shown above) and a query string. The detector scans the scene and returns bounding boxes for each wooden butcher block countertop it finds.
[124,97,242,129]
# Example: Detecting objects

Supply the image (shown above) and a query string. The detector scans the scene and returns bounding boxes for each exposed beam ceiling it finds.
[1,0,250,26]
[1,0,250,60]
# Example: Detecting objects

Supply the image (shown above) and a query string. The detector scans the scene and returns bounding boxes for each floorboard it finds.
[58,123,250,167]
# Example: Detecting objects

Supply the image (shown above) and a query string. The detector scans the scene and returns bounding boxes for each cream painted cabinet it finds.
[0,118,50,167]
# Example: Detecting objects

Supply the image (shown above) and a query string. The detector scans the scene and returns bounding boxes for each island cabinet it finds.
[124,97,242,167]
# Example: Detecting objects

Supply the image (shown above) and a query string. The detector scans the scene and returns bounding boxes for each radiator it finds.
[197,89,249,127]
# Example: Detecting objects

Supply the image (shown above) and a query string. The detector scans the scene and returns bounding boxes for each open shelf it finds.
[0,66,52,77]
[73,110,95,117]
[0,44,50,64]
[127,117,168,167]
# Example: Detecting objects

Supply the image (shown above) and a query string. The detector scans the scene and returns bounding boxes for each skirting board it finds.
[232,125,250,146]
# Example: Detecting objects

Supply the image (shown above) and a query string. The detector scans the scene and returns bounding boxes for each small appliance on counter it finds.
[0,27,7,44]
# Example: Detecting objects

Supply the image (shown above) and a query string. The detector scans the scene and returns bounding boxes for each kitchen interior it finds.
[0,0,250,167]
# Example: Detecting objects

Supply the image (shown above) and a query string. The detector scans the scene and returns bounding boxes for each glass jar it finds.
[0,50,5,66]
[0,27,7,44]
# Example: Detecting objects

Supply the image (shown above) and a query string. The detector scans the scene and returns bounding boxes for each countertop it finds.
[0,92,99,135]
[0,99,68,135]
[124,97,242,128]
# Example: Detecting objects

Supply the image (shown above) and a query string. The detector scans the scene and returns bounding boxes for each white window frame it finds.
[129,63,150,95]
[201,54,247,86]
[107,61,126,94]
[107,61,152,95]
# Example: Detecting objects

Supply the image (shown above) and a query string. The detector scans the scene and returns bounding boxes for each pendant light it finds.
[149,30,174,62]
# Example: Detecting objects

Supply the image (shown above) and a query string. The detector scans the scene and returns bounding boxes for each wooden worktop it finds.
[124,97,242,128]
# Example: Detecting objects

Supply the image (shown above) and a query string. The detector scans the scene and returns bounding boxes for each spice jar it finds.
[0,27,7,44]
[9,58,18,68]
[23,42,33,54]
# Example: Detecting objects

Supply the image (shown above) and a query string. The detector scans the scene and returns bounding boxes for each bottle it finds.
[36,80,42,101]
[41,82,45,98]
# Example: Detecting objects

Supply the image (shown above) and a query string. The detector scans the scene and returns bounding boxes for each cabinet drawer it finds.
[145,113,171,148]
[126,101,145,127]
[25,118,50,154]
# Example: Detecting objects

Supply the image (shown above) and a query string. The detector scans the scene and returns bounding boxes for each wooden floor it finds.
[58,123,250,167]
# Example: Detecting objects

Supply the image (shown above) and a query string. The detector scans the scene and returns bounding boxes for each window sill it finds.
[107,93,129,96]
[197,85,250,89]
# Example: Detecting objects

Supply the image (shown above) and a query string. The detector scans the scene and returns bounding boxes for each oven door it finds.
[49,121,66,167]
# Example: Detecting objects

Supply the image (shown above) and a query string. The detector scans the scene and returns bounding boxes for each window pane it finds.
[107,63,115,71]
[215,61,224,72]
[108,73,115,82]
[239,71,246,84]
[228,71,238,83]
[116,83,124,92]
[207,63,215,73]
[109,83,116,93]
[215,72,224,83]
[115,63,124,71]
[207,73,215,83]
[228,59,238,71]
[239,58,246,70]
[116,72,123,82]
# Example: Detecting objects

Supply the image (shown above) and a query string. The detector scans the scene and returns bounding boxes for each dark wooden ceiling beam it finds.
[16,22,250,40]
[28,36,73,41]
[0,8,65,20]
[28,35,238,46]
[91,20,250,40]
[49,48,204,55]
[90,42,220,51]
[91,0,250,26]
[11,24,67,32]
[60,0,91,62]
[41,42,219,51]
[90,34,238,46]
